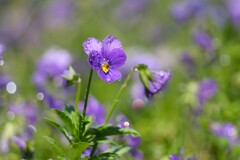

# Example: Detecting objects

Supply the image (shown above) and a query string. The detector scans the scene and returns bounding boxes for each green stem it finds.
[104,68,136,124]
[83,69,93,117]
[90,142,98,157]
[75,80,81,113]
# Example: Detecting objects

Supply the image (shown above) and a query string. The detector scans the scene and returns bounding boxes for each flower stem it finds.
[83,69,93,117]
[104,67,136,124]
[75,79,81,113]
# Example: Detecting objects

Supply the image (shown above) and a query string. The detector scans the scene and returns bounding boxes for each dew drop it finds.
[134,68,138,71]
[6,81,17,94]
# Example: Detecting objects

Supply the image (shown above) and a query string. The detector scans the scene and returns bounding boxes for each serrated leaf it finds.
[89,153,119,160]
[45,117,72,144]
[53,109,74,133]
[44,136,64,154]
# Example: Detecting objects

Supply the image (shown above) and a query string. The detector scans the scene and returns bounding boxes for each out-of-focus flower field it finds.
[1,0,240,159]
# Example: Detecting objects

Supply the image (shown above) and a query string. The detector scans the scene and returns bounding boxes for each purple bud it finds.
[145,70,172,99]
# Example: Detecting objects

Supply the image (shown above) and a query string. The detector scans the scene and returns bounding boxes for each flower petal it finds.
[98,69,122,83]
[88,51,103,71]
[108,48,127,69]
[83,37,102,55]
[102,35,122,55]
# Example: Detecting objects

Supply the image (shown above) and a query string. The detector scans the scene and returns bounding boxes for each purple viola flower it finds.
[79,97,106,125]
[226,0,240,24]
[83,35,127,83]
[192,30,214,53]
[33,46,72,86]
[196,79,217,109]
[211,122,238,145]
[145,70,172,99]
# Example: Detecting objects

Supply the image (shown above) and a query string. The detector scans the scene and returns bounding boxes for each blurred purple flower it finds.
[226,0,240,24]
[123,47,160,73]
[145,70,172,99]
[192,30,214,53]
[0,75,11,89]
[33,46,72,86]
[211,122,238,145]
[79,97,106,125]
[0,42,5,60]
[116,115,142,159]
[42,0,76,29]
[37,87,64,110]
[12,136,26,151]
[170,0,205,22]
[116,0,149,24]
[197,79,217,109]
[83,35,127,83]
[169,154,182,160]
[9,102,37,125]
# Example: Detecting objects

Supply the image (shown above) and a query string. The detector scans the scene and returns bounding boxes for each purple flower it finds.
[79,97,106,125]
[226,0,240,24]
[211,122,238,145]
[145,70,172,99]
[83,35,127,83]
[197,79,217,109]
[180,52,195,77]
[33,46,72,86]
[192,30,214,53]
[9,102,37,125]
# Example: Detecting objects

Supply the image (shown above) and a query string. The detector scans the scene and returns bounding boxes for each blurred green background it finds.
[1,0,240,159]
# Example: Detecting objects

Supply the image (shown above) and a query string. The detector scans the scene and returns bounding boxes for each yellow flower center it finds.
[101,62,109,73]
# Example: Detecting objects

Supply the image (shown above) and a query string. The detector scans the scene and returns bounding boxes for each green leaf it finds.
[66,141,90,160]
[85,125,140,141]
[89,153,119,160]
[104,146,131,156]
[45,117,72,144]
[44,136,64,155]
[53,109,74,132]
